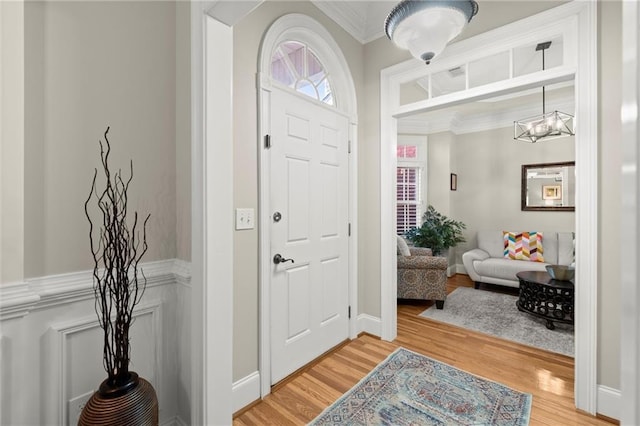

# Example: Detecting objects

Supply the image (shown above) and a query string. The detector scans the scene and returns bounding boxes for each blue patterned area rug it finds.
[309,347,531,426]
[419,287,574,357]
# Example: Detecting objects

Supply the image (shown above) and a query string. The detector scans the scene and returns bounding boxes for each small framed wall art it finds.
[542,184,562,200]
[450,173,457,191]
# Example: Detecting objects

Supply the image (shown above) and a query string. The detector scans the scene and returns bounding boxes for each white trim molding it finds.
[0,259,180,321]
[172,258,192,288]
[232,371,261,414]
[356,313,381,337]
[190,7,234,426]
[380,1,598,414]
[621,1,640,424]
[0,281,40,320]
[596,385,621,421]
[45,301,162,425]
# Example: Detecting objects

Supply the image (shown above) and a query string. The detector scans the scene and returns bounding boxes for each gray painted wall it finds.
[176,2,191,263]
[450,127,575,265]
[597,0,622,389]
[23,1,180,278]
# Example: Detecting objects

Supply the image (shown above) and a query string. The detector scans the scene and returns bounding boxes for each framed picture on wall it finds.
[542,185,562,200]
[450,173,457,191]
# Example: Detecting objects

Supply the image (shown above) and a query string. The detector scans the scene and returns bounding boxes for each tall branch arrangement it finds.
[84,127,151,387]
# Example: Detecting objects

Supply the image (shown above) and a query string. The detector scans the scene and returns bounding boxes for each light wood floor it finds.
[233,275,615,425]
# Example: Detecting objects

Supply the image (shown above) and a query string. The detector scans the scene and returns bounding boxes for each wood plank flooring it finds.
[233,275,615,426]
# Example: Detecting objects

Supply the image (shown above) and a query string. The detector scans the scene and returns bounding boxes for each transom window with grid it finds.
[270,41,335,106]
[396,137,427,236]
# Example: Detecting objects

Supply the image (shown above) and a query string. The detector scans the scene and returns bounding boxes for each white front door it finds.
[269,87,349,384]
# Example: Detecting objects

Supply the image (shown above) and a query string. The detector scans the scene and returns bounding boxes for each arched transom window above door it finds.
[270,41,335,106]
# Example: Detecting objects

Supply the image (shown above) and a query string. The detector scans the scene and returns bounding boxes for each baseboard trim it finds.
[455,264,467,275]
[597,385,620,421]
[232,371,261,413]
[357,313,381,337]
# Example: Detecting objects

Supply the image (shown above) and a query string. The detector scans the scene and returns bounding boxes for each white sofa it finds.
[462,230,574,288]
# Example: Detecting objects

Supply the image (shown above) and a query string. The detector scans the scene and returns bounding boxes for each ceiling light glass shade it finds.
[385,0,479,64]
[514,110,575,143]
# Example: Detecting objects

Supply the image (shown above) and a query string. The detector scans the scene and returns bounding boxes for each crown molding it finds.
[206,0,263,26]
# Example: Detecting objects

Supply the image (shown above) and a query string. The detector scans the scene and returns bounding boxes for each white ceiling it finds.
[309,1,397,43]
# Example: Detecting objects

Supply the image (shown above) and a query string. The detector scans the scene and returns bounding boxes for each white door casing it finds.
[258,14,358,396]
[621,1,640,424]
[380,1,597,414]
[269,87,350,383]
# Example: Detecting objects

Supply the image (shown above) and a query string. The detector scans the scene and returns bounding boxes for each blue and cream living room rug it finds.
[419,287,574,357]
[309,347,532,426]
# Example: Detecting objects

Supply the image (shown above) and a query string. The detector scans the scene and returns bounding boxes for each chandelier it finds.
[384,0,479,65]
[514,41,575,143]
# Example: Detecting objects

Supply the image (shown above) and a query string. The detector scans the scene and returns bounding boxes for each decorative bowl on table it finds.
[545,264,575,281]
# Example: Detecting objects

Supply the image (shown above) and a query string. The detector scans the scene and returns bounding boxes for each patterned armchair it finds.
[397,237,448,309]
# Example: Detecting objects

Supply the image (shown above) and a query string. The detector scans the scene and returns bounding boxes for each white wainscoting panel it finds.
[0,334,10,425]
[46,302,161,425]
[160,415,189,426]
[232,371,261,413]
[0,259,187,425]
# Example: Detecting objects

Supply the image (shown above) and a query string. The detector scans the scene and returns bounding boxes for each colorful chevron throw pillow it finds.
[503,231,544,262]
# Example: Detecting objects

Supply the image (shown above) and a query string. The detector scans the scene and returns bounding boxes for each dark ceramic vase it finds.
[78,372,158,426]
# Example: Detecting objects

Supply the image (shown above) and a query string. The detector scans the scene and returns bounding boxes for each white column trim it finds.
[573,1,598,414]
[190,6,234,425]
[621,1,640,424]
[380,65,398,342]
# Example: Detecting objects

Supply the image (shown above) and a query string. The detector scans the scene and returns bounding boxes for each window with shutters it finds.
[396,138,427,236]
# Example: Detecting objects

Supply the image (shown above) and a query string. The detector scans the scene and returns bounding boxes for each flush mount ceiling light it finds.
[514,41,575,143]
[384,0,479,65]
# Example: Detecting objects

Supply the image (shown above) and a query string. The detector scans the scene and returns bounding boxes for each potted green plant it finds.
[79,127,158,425]
[404,205,466,256]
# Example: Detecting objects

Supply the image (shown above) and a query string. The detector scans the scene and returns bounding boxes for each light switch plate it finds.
[235,208,255,230]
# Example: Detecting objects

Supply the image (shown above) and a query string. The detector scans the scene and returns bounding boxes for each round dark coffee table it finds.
[516,270,574,330]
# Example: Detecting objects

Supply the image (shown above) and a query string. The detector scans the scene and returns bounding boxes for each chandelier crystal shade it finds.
[384,0,479,65]
[513,41,575,143]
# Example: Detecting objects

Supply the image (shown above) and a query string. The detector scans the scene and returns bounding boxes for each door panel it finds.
[270,88,349,384]
[286,157,310,242]
[285,265,311,341]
